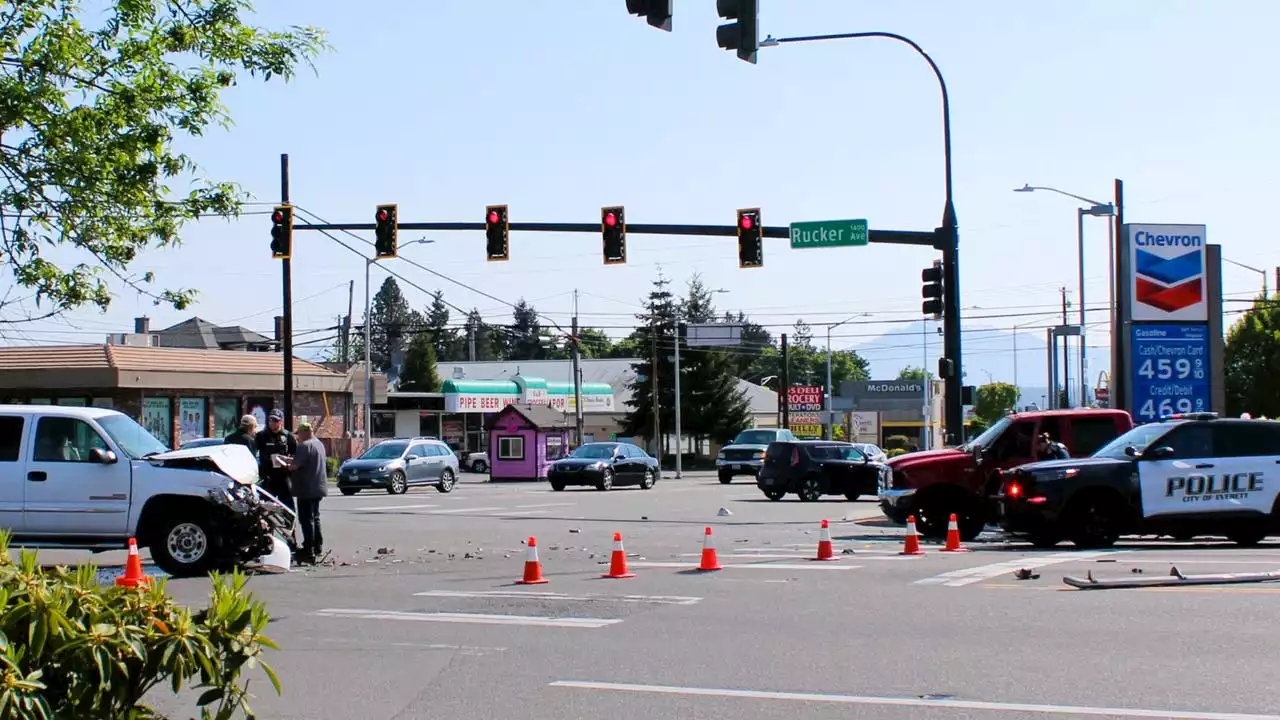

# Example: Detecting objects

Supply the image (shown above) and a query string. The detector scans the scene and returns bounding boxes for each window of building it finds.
[546,434,566,460]
[33,416,108,463]
[498,436,524,460]
[0,416,23,462]
[371,412,396,438]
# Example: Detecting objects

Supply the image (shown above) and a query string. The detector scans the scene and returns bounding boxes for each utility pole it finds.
[673,322,683,478]
[780,333,790,429]
[651,331,661,458]
[1060,286,1070,408]
[342,280,353,363]
[570,289,584,447]
[279,153,293,431]
[468,321,477,361]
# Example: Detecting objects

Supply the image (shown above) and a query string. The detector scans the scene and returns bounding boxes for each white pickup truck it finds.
[0,404,294,577]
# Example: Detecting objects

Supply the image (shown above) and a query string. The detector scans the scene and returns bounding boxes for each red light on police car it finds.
[604,212,618,228]
[1006,481,1023,498]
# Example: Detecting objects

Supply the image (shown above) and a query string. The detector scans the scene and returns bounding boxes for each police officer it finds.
[255,408,298,511]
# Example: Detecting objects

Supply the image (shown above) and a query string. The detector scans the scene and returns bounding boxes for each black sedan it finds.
[547,442,660,491]
[757,441,887,502]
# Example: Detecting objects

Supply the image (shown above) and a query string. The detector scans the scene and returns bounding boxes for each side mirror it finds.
[89,448,117,464]
[406,453,420,461]
[1143,446,1175,460]
[1124,446,1137,458]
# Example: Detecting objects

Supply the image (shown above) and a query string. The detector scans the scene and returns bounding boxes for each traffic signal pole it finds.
[280,153,294,431]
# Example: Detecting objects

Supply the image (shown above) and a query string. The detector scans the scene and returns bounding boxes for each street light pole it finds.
[1223,257,1269,297]
[823,313,868,440]
[363,238,434,450]
[762,30,963,446]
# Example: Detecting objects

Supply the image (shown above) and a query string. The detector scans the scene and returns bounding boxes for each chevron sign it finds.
[1127,224,1208,322]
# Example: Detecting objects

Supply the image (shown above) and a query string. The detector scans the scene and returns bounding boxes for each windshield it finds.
[733,430,778,445]
[964,417,1012,451]
[99,414,169,459]
[571,443,618,459]
[1093,423,1176,459]
[361,441,408,460]
[811,445,866,461]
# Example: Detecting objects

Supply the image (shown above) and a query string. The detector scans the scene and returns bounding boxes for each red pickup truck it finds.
[878,408,1134,541]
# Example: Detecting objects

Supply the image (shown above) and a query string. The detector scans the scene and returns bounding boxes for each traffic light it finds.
[485,204,509,262]
[922,260,943,318]
[625,0,672,31]
[374,204,398,259]
[270,204,293,260]
[602,206,626,265]
[736,208,762,268]
[716,0,758,64]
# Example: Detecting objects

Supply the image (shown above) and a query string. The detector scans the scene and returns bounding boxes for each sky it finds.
[5,0,1277,386]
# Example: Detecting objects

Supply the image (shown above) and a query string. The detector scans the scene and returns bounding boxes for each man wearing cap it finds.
[255,408,298,511]
[288,421,328,563]
[223,414,259,459]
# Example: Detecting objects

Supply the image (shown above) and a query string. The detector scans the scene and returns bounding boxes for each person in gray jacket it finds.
[287,421,329,563]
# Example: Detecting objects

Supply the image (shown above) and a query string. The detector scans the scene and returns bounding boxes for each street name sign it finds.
[790,219,869,249]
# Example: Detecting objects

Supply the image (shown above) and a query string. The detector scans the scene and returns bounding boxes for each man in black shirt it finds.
[255,408,297,511]
[1035,433,1070,461]
[223,414,259,459]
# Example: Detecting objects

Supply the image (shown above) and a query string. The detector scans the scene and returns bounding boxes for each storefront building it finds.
[834,378,945,448]
[0,344,353,449]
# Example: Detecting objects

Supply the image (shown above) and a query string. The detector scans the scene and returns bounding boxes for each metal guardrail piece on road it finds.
[1063,566,1280,590]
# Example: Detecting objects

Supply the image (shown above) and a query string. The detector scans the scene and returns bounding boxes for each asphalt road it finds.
[27,470,1280,719]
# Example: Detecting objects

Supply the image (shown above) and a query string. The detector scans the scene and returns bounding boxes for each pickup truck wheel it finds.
[1227,528,1267,547]
[472,460,488,474]
[918,494,985,541]
[764,490,786,501]
[150,515,215,577]
[879,500,909,525]
[1063,491,1123,549]
[718,471,732,485]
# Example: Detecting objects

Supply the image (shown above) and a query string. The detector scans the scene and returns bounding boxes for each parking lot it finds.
[35,471,1280,719]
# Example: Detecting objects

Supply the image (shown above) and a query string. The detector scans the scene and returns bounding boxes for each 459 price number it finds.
[1137,357,1204,381]
[1138,397,1205,420]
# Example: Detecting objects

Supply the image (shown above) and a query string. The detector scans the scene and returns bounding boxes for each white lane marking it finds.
[628,562,860,571]
[413,590,701,605]
[348,503,440,512]
[1112,559,1280,566]
[487,510,550,517]
[915,550,1127,587]
[427,506,505,514]
[548,680,1280,719]
[513,502,576,509]
[682,552,912,561]
[313,609,620,628]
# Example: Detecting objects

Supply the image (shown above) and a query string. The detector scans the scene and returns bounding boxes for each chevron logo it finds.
[1134,248,1203,313]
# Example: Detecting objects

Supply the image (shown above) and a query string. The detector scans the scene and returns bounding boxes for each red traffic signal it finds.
[604,212,618,228]
[739,214,754,230]
[376,208,389,223]
[271,209,284,224]
[488,210,499,225]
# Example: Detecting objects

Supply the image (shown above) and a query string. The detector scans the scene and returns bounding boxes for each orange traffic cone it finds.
[941,513,971,553]
[697,526,723,571]
[116,537,151,588]
[811,519,838,561]
[602,532,636,579]
[900,515,926,556]
[515,536,549,584]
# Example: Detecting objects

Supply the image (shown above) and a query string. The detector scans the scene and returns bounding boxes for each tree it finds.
[723,310,772,378]
[574,327,614,359]
[463,308,504,361]
[1225,295,1280,417]
[368,278,416,373]
[898,366,929,381]
[423,291,458,361]
[973,382,1020,423]
[397,332,441,392]
[506,299,545,360]
[679,276,753,444]
[620,273,679,450]
[0,1,326,321]
[792,319,814,350]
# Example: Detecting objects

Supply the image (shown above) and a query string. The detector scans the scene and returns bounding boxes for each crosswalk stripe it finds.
[313,609,620,628]
[914,550,1126,587]
[347,503,440,512]
[428,506,504,514]
[413,590,701,605]
[628,561,860,571]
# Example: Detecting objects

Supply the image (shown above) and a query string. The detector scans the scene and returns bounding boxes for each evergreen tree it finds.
[398,332,441,392]
[368,278,416,373]
[724,310,773,378]
[506,299,546,360]
[463,308,504,361]
[620,273,679,450]
[680,276,753,444]
[424,291,459,361]
[574,328,615,359]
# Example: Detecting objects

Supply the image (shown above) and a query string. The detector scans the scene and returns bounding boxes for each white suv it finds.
[0,405,294,576]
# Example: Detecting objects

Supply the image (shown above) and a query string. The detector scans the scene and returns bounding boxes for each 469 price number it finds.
[1137,357,1203,380]
[1138,397,1204,420]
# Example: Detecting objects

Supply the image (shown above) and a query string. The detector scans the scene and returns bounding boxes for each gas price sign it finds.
[1129,324,1210,423]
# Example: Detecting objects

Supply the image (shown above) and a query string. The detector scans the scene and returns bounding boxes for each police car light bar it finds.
[1162,412,1219,421]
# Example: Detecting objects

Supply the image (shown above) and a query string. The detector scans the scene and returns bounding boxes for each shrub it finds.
[326,455,340,478]
[0,531,281,719]
[884,435,911,451]
[886,448,908,458]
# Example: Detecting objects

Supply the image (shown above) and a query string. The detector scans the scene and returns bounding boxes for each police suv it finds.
[998,413,1279,549]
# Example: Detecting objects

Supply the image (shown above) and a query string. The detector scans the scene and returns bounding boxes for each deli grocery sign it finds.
[787,386,824,413]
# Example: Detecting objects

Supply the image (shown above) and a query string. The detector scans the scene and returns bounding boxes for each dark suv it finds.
[758,440,888,502]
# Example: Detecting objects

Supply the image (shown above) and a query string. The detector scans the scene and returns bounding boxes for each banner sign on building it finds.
[1129,324,1210,423]
[787,386,823,438]
[1127,224,1208,322]
[847,411,880,443]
